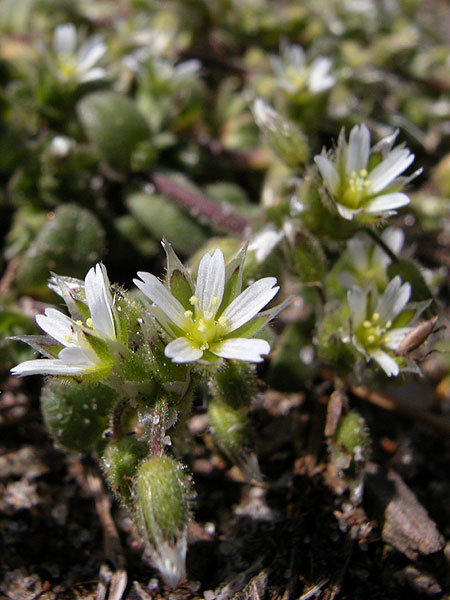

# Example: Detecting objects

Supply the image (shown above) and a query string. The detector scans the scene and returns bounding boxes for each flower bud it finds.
[252,99,309,167]
[208,398,261,480]
[212,362,256,410]
[102,437,148,504]
[283,221,326,283]
[41,379,116,452]
[134,456,193,588]
[329,411,371,502]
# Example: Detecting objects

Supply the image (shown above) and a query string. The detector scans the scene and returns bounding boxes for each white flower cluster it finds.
[315,124,417,222]
[270,42,336,95]
[52,23,107,84]
[346,276,425,376]
[12,242,287,377]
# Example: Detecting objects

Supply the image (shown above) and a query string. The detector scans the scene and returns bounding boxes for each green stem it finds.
[361,227,399,264]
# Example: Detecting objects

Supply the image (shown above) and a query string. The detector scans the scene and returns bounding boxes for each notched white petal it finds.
[134,272,186,329]
[165,337,203,363]
[212,338,271,362]
[371,350,399,377]
[221,277,279,332]
[36,308,77,346]
[366,193,410,213]
[195,249,225,318]
[314,155,339,194]
[85,264,115,339]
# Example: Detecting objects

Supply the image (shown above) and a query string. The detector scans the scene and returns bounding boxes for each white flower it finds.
[134,241,288,364]
[338,226,404,290]
[270,42,335,95]
[11,264,118,377]
[314,124,417,222]
[248,224,284,263]
[347,276,417,376]
[53,23,107,84]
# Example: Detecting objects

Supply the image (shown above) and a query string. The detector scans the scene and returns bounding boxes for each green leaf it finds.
[77,92,151,172]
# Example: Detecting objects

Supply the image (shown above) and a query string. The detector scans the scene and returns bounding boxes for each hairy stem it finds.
[149,170,249,234]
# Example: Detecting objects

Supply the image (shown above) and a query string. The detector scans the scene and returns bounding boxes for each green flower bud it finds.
[135,456,193,588]
[212,362,256,410]
[102,437,148,504]
[41,379,116,452]
[252,99,309,167]
[208,398,260,480]
[329,411,371,502]
[283,221,326,283]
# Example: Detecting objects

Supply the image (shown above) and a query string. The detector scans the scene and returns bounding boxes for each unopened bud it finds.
[283,221,326,283]
[102,437,148,504]
[253,99,309,167]
[135,456,193,588]
[212,362,256,410]
[208,398,261,480]
[329,411,370,502]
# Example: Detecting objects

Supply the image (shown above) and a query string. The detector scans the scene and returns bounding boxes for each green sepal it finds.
[169,270,192,310]
[135,456,192,542]
[41,379,116,452]
[102,437,148,505]
[83,331,114,365]
[208,398,252,462]
[284,223,327,283]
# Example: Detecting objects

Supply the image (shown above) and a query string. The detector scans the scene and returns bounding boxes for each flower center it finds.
[182,296,227,351]
[340,169,372,209]
[58,56,79,80]
[356,312,391,350]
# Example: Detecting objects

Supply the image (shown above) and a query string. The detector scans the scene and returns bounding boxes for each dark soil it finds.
[1,370,449,600]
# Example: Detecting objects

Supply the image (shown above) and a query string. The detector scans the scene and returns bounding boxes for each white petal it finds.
[36,308,77,346]
[249,226,284,263]
[308,57,335,93]
[346,124,370,174]
[212,338,271,362]
[370,350,399,377]
[165,337,203,363]
[54,23,77,55]
[134,272,186,329]
[381,226,404,255]
[348,286,366,327]
[347,236,369,271]
[84,264,115,339]
[314,155,339,194]
[11,358,93,377]
[373,226,403,267]
[80,67,107,82]
[194,249,225,319]
[377,277,411,323]
[336,202,358,220]
[77,37,106,71]
[221,278,279,333]
[369,148,415,192]
[384,327,414,350]
[365,193,410,213]
[58,345,100,366]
